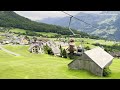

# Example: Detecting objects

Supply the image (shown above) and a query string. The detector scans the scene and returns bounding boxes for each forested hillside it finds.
[0,11,100,39]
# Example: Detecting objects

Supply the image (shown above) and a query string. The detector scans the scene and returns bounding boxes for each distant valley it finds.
[37,11,120,41]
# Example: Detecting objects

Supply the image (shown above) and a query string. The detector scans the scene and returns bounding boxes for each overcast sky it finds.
[14,11,102,21]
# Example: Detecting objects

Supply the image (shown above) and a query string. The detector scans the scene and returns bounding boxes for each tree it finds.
[62,49,67,58]
[43,44,54,55]
[43,44,49,54]
[59,45,63,57]
[47,47,54,55]
[85,46,90,50]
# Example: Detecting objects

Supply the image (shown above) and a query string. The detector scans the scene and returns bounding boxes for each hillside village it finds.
[0,11,120,79]
[1,30,120,77]
[1,25,120,77]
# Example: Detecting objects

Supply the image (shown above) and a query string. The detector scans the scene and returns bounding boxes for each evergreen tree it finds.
[43,44,54,55]
[59,45,63,57]
[62,49,67,58]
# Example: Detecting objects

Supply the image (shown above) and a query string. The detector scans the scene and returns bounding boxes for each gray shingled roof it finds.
[51,46,60,55]
[85,47,114,69]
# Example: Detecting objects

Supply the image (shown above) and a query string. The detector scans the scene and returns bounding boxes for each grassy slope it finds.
[109,59,120,79]
[9,28,58,37]
[75,38,116,51]
[0,50,14,58]
[0,45,119,79]
[36,32,58,37]
[10,28,26,33]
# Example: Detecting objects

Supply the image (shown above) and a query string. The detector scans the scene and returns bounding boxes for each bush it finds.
[85,46,90,50]
[104,47,113,52]
[43,44,54,55]
[43,45,48,54]
[47,47,54,55]
[93,43,101,46]
[59,46,68,58]
[103,67,111,77]
[62,49,67,58]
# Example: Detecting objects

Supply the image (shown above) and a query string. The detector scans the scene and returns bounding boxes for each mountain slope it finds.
[39,12,113,31]
[38,11,120,41]
[0,11,83,35]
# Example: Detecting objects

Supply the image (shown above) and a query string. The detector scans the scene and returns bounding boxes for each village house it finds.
[20,36,29,45]
[46,41,61,56]
[51,46,61,56]
[68,47,114,76]
[2,39,11,44]
[109,52,120,58]
[29,39,44,54]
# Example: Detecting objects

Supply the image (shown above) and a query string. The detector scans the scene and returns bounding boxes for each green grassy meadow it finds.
[0,45,120,79]
[9,28,26,33]
[9,28,59,37]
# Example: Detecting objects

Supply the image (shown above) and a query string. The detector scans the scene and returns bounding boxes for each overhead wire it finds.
[62,11,94,53]
[61,11,100,30]
[68,16,75,35]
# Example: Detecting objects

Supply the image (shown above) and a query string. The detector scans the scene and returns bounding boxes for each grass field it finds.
[9,28,59,37]
[0,45,120,79]
[0,30,120,79]
[74,38,119,50]
[9,28,26,34]
[36,32,58,37]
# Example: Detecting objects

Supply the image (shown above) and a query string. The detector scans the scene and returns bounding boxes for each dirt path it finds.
[0,46,20,56]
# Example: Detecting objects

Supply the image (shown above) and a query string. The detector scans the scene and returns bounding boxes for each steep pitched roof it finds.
[84,47,114,69]
[51,46,60,55]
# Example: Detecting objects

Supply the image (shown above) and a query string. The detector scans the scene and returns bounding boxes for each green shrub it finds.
[43,44,54,55]
[93,43,101,46]
[43,44,49,54]
[85,46,90,50]
[47,47,54,55]
[103,67,111,77]
[62,49,67,58]
[104,47,112,52]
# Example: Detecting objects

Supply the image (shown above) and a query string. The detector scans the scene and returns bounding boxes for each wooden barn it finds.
[68,47,114,76]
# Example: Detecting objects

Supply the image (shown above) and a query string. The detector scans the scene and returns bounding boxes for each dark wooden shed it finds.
[68,47,114,76]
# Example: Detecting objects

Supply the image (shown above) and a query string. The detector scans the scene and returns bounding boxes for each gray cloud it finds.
[14,11,102,21]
